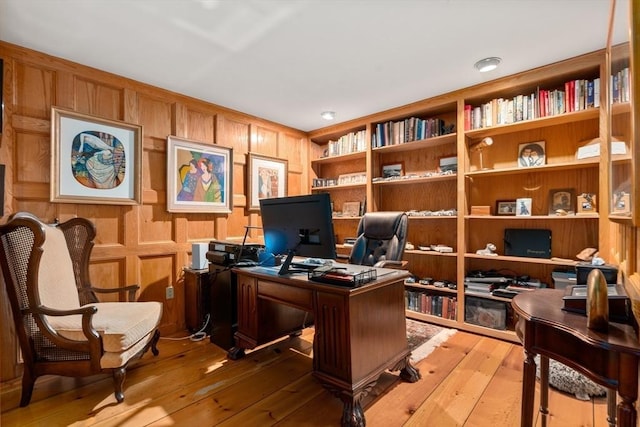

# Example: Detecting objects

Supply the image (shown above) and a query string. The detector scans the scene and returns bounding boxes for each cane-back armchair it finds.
[0,212,162,406]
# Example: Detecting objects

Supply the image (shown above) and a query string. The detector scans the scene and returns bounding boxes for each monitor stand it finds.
[278,250,304,275]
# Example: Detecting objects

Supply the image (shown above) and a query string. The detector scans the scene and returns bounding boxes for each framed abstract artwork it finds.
[247,153,287,210]
[50,107,142,205]
[166,135,233,213]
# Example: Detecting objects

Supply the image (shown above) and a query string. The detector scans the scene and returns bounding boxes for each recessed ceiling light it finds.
[321,111,336,120]
[474,57,502,73]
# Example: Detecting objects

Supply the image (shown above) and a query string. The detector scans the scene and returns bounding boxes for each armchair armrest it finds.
[84,284,140,301]
[33,305,102,360]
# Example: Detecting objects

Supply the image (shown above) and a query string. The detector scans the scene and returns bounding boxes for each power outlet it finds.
[166,285,174,300]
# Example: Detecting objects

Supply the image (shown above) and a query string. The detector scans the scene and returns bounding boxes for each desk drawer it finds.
[258,280,313,311]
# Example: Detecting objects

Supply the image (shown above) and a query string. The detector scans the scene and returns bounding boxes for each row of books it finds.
[323,129,367,157]
[611,67,630,104]
[371,117,453,148]
[405,290,457,320]
[464,77,601,131]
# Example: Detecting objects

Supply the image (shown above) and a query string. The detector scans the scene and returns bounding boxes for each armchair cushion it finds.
[39,225,81,310]
[49,301,162,353]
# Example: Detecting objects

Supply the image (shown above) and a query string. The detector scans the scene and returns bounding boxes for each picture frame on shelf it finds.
[577,193,597,214]
[548,188,575,215]
[50,107,142,205]
[248,153,288,211]
[342,201,361,217]
[516,198,532,216]
[166,135,233,213]
[495,200,517,216]
[517,141,546,168]
[382,162,403,178]
[612,191,630,214]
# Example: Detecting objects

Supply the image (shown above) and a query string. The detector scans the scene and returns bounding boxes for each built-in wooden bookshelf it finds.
[308,47,629,343]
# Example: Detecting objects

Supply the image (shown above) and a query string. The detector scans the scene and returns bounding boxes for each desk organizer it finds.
[309,267,377,287]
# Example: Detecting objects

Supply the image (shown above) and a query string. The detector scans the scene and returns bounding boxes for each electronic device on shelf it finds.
[260,193,337,276]
[206,240,263,267]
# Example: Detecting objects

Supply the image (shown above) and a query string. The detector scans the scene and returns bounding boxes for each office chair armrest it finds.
[373,260,408,269]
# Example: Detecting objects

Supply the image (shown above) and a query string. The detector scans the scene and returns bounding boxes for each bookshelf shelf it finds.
[311,150,366,165]
[372,133,457,153]
[372,174,456,186]
[464,253,578,267]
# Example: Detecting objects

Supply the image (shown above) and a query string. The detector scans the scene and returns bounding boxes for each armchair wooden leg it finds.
[112,367,126,403]
[150,329,160,356]
[20,368,36,407]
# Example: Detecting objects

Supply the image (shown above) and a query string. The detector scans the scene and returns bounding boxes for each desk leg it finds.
[340,395,365,427]
[539,355,549,427]
[617,353,638,427]
[521,349,537,427]
[606,389,616,427]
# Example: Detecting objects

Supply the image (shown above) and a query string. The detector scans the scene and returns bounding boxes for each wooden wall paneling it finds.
[252,124,278,156]
[88,259,127,302]
[0,53,18,382]
[14,62,54,119]
[74,77,123,119]
[185,107,215,143]
[140,254,185,334]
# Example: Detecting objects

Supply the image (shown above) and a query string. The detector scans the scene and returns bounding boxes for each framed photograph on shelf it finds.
[517,141,546,168]
[577,193,597,214]
[612,191,630,214]
[248,153,288,210]
[166,135,233,213]
[548,188,575,215]
[515,198,532,216]
[381,162,403,178]
[495,200,517,216]
[342,201,361,217]
[50,107,142,205]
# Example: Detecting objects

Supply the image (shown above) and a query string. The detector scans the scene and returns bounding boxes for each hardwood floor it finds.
[1,327,610,426]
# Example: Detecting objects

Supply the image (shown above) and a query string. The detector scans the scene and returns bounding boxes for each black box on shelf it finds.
[575,263,618,285]
[464,296,507,330]
[504,228,551,259]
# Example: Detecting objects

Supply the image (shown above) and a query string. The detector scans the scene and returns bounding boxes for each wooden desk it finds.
[512,289,640,427]
[229,264,420,427]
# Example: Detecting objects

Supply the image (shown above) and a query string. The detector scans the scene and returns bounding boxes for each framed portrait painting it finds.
[50,107,142,205]
[248,153,287,210]
[166,136,233,213]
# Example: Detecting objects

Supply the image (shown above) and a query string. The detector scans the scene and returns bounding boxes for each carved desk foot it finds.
[227,347,245,360]
[397,355,422,382]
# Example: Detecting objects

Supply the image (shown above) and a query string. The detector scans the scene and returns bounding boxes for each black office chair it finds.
[348,211,409,269]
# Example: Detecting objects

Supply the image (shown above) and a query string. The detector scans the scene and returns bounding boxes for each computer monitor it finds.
[259,193,337,275]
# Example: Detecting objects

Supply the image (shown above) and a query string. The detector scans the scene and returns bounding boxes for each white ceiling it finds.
[0,0,630,132]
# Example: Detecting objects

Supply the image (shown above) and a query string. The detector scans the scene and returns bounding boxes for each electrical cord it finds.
[160,313,210,342]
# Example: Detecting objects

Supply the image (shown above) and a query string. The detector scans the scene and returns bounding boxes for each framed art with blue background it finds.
[50,107,142,205]
[166,135,233,213]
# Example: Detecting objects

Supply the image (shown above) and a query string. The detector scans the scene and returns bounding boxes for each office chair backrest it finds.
[348,211,408,267]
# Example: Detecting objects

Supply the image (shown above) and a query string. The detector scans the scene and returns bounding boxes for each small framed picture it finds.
[577,193,597,214]
[612,191,630,214]
[516,198,532,216]
[517,141,546,168]
[548,188,575,215]
[342,201,361,217]
[382,162,403,178]
[495,200,517,216]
